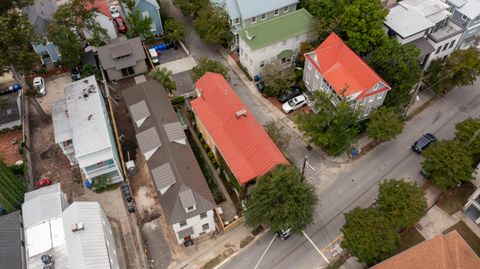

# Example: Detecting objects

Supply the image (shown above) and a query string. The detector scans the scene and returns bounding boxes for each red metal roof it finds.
[305,33,390,100]
[85,0,111,19]
[191,72,289,185]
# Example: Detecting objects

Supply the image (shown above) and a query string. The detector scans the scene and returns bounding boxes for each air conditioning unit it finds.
[71,222,85,232]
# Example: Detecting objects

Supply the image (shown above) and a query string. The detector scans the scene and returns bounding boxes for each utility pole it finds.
[300,156,307,181]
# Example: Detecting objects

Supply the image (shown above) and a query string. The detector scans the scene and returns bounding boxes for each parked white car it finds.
[109,5,120,18]
[282,94,307,113]
[148,48,159,64]
[33,77,46,96]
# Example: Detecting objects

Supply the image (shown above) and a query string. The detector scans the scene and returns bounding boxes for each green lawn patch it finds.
[436,182,476,215]
[202,254,225,269]
[396,227,425,253]
[240,236,254,248]
[443,221,480,256]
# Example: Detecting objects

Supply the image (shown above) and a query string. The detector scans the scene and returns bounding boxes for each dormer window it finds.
[284,6,289,13]
[235,18,240,25]
[462,14,468,21]
[252,17,256,23]
[274,9,279,16]
[186,205,196,212]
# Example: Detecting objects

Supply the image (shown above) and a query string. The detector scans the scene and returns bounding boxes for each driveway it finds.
[157,55,197,74]
[33,73,71,116]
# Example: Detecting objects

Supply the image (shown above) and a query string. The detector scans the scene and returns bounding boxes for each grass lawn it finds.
[443,221,480,256]
[396,227,425,253]
[436,182,476,215]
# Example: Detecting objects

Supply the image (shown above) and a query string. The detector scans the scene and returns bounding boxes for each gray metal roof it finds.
[408,37,436,58]
[179,189,196,208]
[123,80,215,225]
[0,92,20,126]
[22,183,68,229]
[136,127,161,156]
[129,100,150,125]
[62,202,118,269]
[163,121,186,143]
[97,37,146,71]
[151,162,176,192]
[52,99,73,143]
[385,5,435,37]
[177,227,194,239]
[110,43,133,59]
[225,0,241,19]
[230,0,299,19]
[0,211,23,269]
[455,0,480,19]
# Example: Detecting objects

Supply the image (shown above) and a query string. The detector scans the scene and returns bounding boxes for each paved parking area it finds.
[32,73,71,117]
[157,55,197,74]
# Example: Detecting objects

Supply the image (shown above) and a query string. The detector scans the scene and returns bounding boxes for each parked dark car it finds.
[71,67,81,81]
[276,228,292,240]
[114,17,128,34]
[277,87,302,103]
[412,133,437,153]
[256,81,265,93]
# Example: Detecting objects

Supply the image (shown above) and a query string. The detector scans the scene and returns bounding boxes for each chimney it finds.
[198,88,205,100]
[71,222,85,232]
[235,108,247,118]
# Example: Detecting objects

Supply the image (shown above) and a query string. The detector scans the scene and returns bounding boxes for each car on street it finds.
[109,5,120,18]
[71,67,81,81]
[113,17,128,34]
[282,94,307,113]
[276,228,292,240]
[33,76,46,96]
[411,133,437,153]
[35,178,52,188]
[277,87,302,103]
[256,81,265,93]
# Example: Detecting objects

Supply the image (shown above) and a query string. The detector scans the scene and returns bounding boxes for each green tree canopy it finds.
[193,4,233,48]
[191,58,229,81]
[367,38,421,109]
[341,207,399,265]
[454,117,480,160]
[376,179,427,230]
[367,107,404,142]
[422,140,474,190]
[296,91,359,155]
[340,0,388,55]
[425,48,480,94]
[264,120,292,152]
[48,25,84,67]
[173,0,208,17]
[0,159,27,213]
[261,63,296,97]
[148,68,176,91]
[162,18,186,43]
[126,10,154,40]
[244,165,318,233]
[302,0,346,42]
[0,0,32,14]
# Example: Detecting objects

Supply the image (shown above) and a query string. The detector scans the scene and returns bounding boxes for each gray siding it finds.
[449,7,480,48]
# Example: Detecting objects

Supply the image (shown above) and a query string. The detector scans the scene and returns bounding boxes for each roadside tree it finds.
[422,140,474,190]
[264,120,292,153]
[48,25,84,67]
[126,10,154,40]
[296,91,359,155]
[148,68,176,92]
[341,207,399,265]
[261,63,296,97]
[367,38,421,110]
[340,0,388,55]
[455,117,480,161]
[376,179,427,230]
[173,0,208,17]
[425,48,480,94]
[244,165,318,233]
[193,4,233,48]
[162,18,186,43]
[367,107,404,142]
[191,58,229,81]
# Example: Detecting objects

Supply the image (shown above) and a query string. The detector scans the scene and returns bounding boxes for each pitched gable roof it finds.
[190,72,288,185]
[85,0,112,18]
[123,80,215,225]
[371,230,480,269]
[306,33,390,99]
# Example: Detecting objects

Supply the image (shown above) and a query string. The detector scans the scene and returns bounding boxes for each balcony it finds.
[85,162,117,178]
[428,21,463,43]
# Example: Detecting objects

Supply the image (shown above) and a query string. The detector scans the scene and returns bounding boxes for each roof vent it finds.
[245,31,255,40]
[88,84,96,93]
[235,108,247,118]
[71,222,85,232]
[83,89,89,98]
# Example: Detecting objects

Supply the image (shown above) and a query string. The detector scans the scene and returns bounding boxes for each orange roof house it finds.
[190,72,288,186]
[85,0,111,18]
[371,231,480,269]
[303,33,391,118]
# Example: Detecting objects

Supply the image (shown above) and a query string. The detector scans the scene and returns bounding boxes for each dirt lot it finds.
[0,129,23,165]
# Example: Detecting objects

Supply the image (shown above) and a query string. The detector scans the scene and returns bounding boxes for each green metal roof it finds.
[239,9,313,50]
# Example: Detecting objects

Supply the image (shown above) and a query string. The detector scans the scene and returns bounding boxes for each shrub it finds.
[171,96,185,106]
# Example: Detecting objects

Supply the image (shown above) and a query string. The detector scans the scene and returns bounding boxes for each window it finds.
[142,11,155,31]
[187,205,195,212]
[260,60,265,67]
[442,43,449,51]
[202,223,210,231]
[462,14,468,21]
[261,13,266,20]
[363,107,371,116]
[274,9,279,16]
[377,91,384,100]
[449,40,456,49]
[476,16,480,22]
[284,6,289,13]
[282,40,287,47]
[435,46,442,54]
[252,17,256,23]
[200,212,208,219]
[314,72,319,79]
[235,18,240,25]
[307,62,312,70]
[121,66,135,77]
[368,95,374,103]
[180,220,187,227]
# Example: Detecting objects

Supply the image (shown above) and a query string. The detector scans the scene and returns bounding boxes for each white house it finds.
[52,75,123,184]
[238,8,313,78]
[22,184,120,269]
[123,80,216,244]
[384,0,464,68]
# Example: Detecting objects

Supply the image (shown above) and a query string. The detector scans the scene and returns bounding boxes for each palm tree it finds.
[148,68,176,92]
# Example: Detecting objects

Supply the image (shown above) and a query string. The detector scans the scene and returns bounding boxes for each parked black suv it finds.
[411,133,437,153]
[277,87,302,103]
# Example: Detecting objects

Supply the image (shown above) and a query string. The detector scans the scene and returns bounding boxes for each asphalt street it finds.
[219,82,480,269]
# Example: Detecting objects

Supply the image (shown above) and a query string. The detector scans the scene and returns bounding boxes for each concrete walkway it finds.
[158,55,197,74]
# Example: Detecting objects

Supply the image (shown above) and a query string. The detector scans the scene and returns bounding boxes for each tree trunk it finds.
[10,66,51,124]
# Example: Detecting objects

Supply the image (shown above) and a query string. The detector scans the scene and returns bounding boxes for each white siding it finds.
[171,210,215,244]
